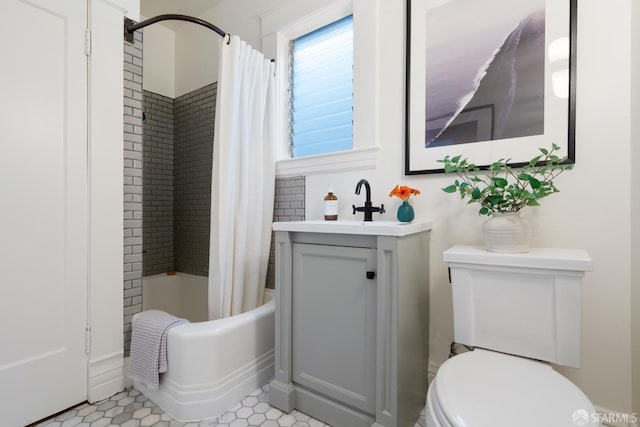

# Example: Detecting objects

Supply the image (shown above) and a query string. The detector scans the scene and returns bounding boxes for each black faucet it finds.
[352,179,385,221]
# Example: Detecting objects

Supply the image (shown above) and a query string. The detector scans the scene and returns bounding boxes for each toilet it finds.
[427,245,600,427]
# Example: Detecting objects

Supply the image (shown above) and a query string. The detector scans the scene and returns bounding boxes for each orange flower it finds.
[389,185,421,202]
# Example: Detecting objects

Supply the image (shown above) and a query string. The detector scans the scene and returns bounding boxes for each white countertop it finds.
[272,220,432,237]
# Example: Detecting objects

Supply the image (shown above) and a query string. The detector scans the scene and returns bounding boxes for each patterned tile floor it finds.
[37,383,426,427]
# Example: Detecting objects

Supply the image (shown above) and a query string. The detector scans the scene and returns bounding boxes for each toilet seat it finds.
[427,349,597,427]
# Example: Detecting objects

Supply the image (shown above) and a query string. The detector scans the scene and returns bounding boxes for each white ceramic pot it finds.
[482,212,532,253]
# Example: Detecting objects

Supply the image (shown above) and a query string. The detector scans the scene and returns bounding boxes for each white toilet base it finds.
[425,383,439,427]
[425,379,449,427]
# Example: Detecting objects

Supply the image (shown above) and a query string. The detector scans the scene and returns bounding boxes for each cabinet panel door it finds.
[292,243,377,414]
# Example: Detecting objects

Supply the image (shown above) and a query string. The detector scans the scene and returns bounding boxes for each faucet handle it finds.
[380,203,385,214]
[352,204,357,215]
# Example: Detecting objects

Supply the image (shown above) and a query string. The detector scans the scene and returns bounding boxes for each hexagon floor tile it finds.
[36,383,426,427]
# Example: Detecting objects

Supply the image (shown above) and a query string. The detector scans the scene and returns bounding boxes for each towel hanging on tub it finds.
[129,310,189,390]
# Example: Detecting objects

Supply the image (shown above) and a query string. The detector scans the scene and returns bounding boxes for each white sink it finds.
[272,220,432,236]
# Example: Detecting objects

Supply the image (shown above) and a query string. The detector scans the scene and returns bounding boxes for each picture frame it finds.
[405,0,577,175]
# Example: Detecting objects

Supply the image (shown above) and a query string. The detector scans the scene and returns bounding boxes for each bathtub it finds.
[133,273,275,422]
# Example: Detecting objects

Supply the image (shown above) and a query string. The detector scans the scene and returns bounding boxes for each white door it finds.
[0,0,88,425]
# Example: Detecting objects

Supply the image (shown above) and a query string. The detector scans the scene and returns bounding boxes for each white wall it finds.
[123,0,139,21]
[88,0,127,402]
[141,18,176,98]
[539,1,632,411]
[631,0,640,417]
[309,0,636,414]
[145,0,277,97]
[173,0,270,97]
[142,273,208,322]
[147,0,638,415]
[174,23,221,97]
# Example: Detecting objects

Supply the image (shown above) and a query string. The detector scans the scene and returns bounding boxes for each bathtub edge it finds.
[135,348,274,422]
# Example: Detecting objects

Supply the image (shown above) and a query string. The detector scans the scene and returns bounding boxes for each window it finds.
[262,0,379,176]
[290,15,353,158]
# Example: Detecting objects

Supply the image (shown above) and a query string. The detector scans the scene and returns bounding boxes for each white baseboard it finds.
[88,351,125,403]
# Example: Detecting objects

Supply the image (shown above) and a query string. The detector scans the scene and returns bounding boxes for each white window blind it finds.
[290,15,353,158]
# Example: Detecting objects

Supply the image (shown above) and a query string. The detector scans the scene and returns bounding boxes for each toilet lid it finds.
[433,349,597,427]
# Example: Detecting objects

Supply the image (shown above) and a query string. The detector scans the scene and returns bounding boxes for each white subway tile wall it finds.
[266,177,305,289]
[123,30,144,356]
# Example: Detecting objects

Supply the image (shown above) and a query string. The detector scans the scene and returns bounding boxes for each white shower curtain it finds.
[208,35,276,320]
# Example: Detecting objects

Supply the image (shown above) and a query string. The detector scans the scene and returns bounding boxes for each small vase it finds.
[397,201,415,222]
[482,211,532,253]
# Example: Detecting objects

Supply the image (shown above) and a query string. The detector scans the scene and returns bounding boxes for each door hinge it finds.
[85,29,92,57]
[85,325,92,354]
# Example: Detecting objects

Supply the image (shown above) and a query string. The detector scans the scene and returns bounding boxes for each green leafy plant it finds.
[439,144,573,216]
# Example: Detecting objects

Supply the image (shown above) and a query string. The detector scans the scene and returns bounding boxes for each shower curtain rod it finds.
[124,14,226,43]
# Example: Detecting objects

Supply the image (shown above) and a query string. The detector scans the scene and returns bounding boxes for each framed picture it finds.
[405,0,577,174]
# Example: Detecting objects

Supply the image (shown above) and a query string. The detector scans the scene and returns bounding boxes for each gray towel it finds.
[129,310,188,390]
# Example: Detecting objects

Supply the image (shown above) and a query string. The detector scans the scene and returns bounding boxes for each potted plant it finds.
[439,144,572,252]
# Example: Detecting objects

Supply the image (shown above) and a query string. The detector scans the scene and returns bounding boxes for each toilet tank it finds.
[443,245,592,368]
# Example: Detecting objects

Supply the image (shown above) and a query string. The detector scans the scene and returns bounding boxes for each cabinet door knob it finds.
[366,271,376,280]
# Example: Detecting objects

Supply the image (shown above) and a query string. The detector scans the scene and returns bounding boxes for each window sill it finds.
[276,146,379,177]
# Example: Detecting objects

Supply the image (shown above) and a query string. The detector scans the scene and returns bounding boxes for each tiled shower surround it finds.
[123,30,144,357]
[142,92,174,277]
[132,80,306,354]
[174,83,218,276]
[141,83,305,283]
[266,177,305,289]
[141,83,217,277]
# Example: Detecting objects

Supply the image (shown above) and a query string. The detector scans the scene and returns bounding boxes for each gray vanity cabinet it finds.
[269,221,431,427]
[292,243,377,414]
